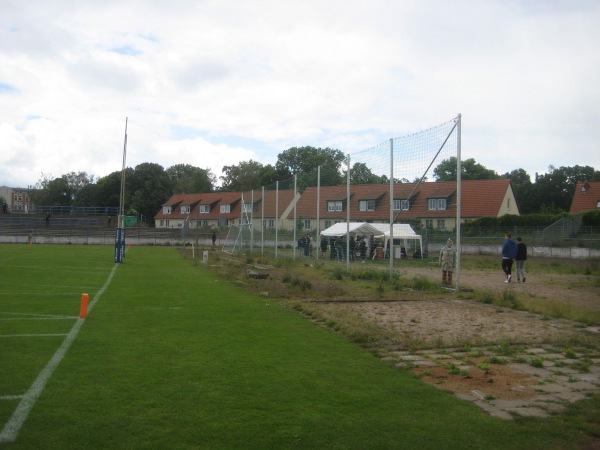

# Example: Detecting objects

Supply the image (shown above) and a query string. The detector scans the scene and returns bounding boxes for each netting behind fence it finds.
[229,116,461,277]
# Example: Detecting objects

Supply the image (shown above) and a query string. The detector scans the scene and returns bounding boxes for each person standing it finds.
[501,233,518,283]
[439,238,456,287]
[515,237,527,283]
[212,231,217,249]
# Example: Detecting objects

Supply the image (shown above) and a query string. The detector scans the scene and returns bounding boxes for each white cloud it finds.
[0,0,598,190]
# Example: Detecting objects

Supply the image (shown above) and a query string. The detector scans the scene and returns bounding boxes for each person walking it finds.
[501,233,518,283]
[515,237,527,283]
[439,238,456,287]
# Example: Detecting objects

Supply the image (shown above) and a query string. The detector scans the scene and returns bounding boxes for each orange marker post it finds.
[79,293,89,319]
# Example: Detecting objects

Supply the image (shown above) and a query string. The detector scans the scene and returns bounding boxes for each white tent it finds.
[370,223,423,259]
[320,222,381,237]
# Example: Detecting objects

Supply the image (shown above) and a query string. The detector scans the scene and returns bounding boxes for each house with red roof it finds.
[293,179,518,232]
[569,182,600,214]
[154,189,299,229]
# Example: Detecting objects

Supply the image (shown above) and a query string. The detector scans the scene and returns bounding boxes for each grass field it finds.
[0,244,598,449]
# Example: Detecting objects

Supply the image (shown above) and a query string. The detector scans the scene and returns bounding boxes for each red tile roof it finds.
[570,182,600,214]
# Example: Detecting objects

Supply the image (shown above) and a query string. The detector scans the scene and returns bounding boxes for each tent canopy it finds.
[370,223,423,258]
[320,222,381,237]
[370,223,418,239]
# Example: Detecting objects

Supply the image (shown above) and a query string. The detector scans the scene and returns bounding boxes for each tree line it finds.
[28,146,599,224]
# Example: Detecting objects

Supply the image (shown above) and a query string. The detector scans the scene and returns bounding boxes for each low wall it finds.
[2,234,599,259]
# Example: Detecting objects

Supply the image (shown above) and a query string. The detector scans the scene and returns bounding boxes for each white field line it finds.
[0,396,24,401]
[0,263,119,444]
[0,334,69,338]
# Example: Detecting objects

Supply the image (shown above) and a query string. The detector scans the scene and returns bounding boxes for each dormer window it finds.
[163,206,172,214]
[242,203,253,213]
[393,199,409,211]
[220,204,231,213]
[359,200,376,211]
[428,198,447,210]
[199,205,210,213]
[180,205,190,214]
[327,201,343,212]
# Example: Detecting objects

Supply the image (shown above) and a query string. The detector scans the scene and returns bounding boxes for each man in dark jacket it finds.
[501,233,518,283]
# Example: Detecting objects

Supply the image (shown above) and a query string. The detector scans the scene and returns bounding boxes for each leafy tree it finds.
[220,160,277,191]
[528,165,598,212]
[348,162,385,185]
[128,163,173,223]
[167,164,216,194]
[275,146,346,190]
[501,169,533,213]
[433,157,499,181]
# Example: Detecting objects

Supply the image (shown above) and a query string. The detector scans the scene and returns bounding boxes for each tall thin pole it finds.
[346,154,350,272]
[389,138,394,278]
[119,117,128,228]
[275,181,279,259]
[261,186,265,255]
[293,175,297,260]
[455,114,462,290]
[316,166,320,261]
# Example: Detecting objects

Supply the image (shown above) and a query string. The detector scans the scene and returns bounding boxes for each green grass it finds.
[0,244,598,449]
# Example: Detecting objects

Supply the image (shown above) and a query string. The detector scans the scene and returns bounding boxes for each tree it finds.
[167,164,216,194]
[220,160,277,191]
[347,162,385,185]
[501,169,533,213]
[128,163,173,224]
[433,157,499,181]
[528,165,598,212]
[275,146,346,190]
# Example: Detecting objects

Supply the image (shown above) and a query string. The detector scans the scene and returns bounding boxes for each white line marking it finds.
[0,263,119,444]
[0,396,24,401]
[0,334,69,338]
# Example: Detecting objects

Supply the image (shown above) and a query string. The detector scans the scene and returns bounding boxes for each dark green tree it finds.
[128,163,173,224]
[347,162,385,185]
[167,164,216,194]
[528,165,598,212]
[275,146,346,190]
[501,168,533,213]
[220,160,277,191]
[433,157,499,181]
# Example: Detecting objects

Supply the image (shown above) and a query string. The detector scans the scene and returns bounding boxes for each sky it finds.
[1,0,599,189]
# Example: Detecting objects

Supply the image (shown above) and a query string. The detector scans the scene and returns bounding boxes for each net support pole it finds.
[316,165,320,261]
[275,181,279,259]
[261,186,265,255]
[346,154,350,272]
[389,138,394,278]
[455,113,462,290]
[293,175,297,260]
[250,189,254,254]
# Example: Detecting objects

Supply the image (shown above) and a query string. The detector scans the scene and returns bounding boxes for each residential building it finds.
[0,186,34,213]
[569,182,600,214]
[293,179,518,231]
[154,189,299,230]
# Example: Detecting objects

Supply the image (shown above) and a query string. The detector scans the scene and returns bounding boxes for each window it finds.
[324,220,332,229]
[327,201,343,212]
[199,205,210,213]
[428,198,447,210]
[507,198,511,211]
[425,219,433,229]
[359,200,376,211]
[268,219,275,228]
[597,200,600,208]
[393,199,409,211]
[437,219,446,230]
[220,204,231,214]
[162,206,171,214]
[242,203,253,213]
[165,219,170,227]
[304,219,311,230]
[180,205,190,214]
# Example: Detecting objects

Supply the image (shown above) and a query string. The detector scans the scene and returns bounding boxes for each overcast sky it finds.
[1,0,599,189]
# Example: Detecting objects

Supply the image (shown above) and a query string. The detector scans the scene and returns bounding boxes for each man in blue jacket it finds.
[501,233,518,283]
